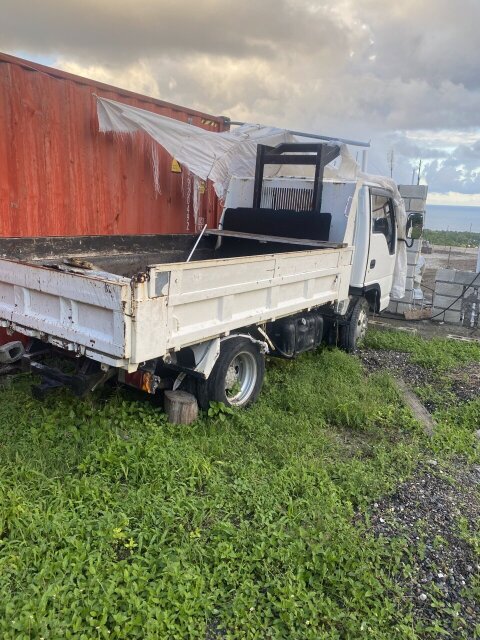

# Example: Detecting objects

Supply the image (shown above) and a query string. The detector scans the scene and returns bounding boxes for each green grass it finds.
[0,336,478,639]
[364,329,480,461]
[363,329,480,372]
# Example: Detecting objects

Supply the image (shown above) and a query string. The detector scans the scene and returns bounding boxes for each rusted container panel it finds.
[0,53,227,238]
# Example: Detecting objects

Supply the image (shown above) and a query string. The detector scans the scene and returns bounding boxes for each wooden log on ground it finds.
[164,390,198,424]
[392,377,436,437]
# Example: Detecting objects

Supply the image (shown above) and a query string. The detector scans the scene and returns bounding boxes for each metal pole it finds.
[186,224,207,262]
[226,121,370,148]
[286,129,370,148]
[361,150,368,172]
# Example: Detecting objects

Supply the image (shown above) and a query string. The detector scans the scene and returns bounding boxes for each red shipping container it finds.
[0,52,227,238]
[0,53,229,347]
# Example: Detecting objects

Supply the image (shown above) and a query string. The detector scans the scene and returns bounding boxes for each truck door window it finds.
[371,194,396,254]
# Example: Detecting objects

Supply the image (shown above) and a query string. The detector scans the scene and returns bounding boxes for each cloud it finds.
[356,0,480,90]
[0,0,355,63]
[2,0,480,202]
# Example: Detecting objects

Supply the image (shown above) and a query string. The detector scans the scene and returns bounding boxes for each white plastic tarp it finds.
[96,97,407,298]
[97,97,354,198]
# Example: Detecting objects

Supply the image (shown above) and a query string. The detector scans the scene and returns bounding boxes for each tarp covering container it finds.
[0,52,227,238]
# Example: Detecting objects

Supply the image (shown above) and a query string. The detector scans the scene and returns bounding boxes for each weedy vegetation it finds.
[363,329,480,372]
[423,228,480,248]
[0,331,479,639]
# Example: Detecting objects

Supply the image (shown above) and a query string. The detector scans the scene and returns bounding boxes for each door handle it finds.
[370,259,376,269]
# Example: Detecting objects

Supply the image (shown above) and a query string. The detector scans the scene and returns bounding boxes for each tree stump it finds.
[164,390,199,425]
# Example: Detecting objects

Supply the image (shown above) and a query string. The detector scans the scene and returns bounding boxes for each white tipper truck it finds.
[0,142,422,407]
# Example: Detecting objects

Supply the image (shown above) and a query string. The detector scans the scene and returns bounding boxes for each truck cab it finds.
[350,185,399,312]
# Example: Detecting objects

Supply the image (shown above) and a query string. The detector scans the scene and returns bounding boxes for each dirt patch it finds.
[423,246,478,273]
[418,245,477,309]
[449,362,480,404]
[358,349,431,388]
[358,349,479,410]
[362,462,480,639]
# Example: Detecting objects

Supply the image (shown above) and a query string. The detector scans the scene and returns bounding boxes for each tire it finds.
[197,337,265,410]
[338,297,369,353]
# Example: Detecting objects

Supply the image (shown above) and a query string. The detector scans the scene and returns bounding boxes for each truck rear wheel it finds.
[339,297,369,352]
[197,337,265,410]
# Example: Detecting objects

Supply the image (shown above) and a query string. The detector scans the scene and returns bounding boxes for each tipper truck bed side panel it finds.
[145,247,353,355]
[0,246,353,370]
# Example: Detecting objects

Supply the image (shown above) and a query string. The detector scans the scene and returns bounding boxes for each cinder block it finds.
[0,341,24,364]
[436,268,478,286]
[407,240,422,255]
[391,285,414,303]
[434,282,476,297]
[405,245,422,276]
[399,184,428,199]
[407,199,426,212]
[443,310,462,324]
[399,289,415,303]
[434,282,460,296]
[432,309,461,324]
[407,257,421,269]
[432,295,463,312]
[396,301,416,314]
[407,257,420,268]
[435,269,457,283]
[453,270,478,285]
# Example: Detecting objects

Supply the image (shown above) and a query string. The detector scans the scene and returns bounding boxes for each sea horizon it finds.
[425,203,480,233]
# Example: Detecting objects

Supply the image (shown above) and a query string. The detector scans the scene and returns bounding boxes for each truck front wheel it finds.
[197,337,265,410]
[339,297,369,352]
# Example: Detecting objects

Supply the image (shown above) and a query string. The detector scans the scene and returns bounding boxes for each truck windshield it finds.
[371,193,396,254]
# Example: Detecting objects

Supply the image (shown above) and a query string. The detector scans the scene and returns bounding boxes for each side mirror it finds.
[406,212,423,240]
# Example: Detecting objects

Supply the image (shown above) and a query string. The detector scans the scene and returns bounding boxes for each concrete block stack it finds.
[388,184,428,315]
[432,268,480,326]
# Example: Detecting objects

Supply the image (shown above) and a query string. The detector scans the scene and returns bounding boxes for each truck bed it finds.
[0,234,353,371]
[0,234,216,277]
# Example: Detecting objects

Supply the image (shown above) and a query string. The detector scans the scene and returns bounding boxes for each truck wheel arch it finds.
[364,285,381,312]
[349,284,381,312]
[196,336,266,410]
[338,296,369,353]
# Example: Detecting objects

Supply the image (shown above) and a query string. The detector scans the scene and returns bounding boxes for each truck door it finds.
[364,189,397,310]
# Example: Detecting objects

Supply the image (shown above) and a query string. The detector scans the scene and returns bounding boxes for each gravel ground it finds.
[364,463,480,639]
[357,346,480,637]
[358,348,431,388]
[450,362,480,404]
[358,348,479,409]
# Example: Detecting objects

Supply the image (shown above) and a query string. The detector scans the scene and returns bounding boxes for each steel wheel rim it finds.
[225,351,257,406]
[354,308,368,342]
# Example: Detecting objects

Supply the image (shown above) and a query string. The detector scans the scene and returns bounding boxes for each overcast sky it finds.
[2,0,480,205]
